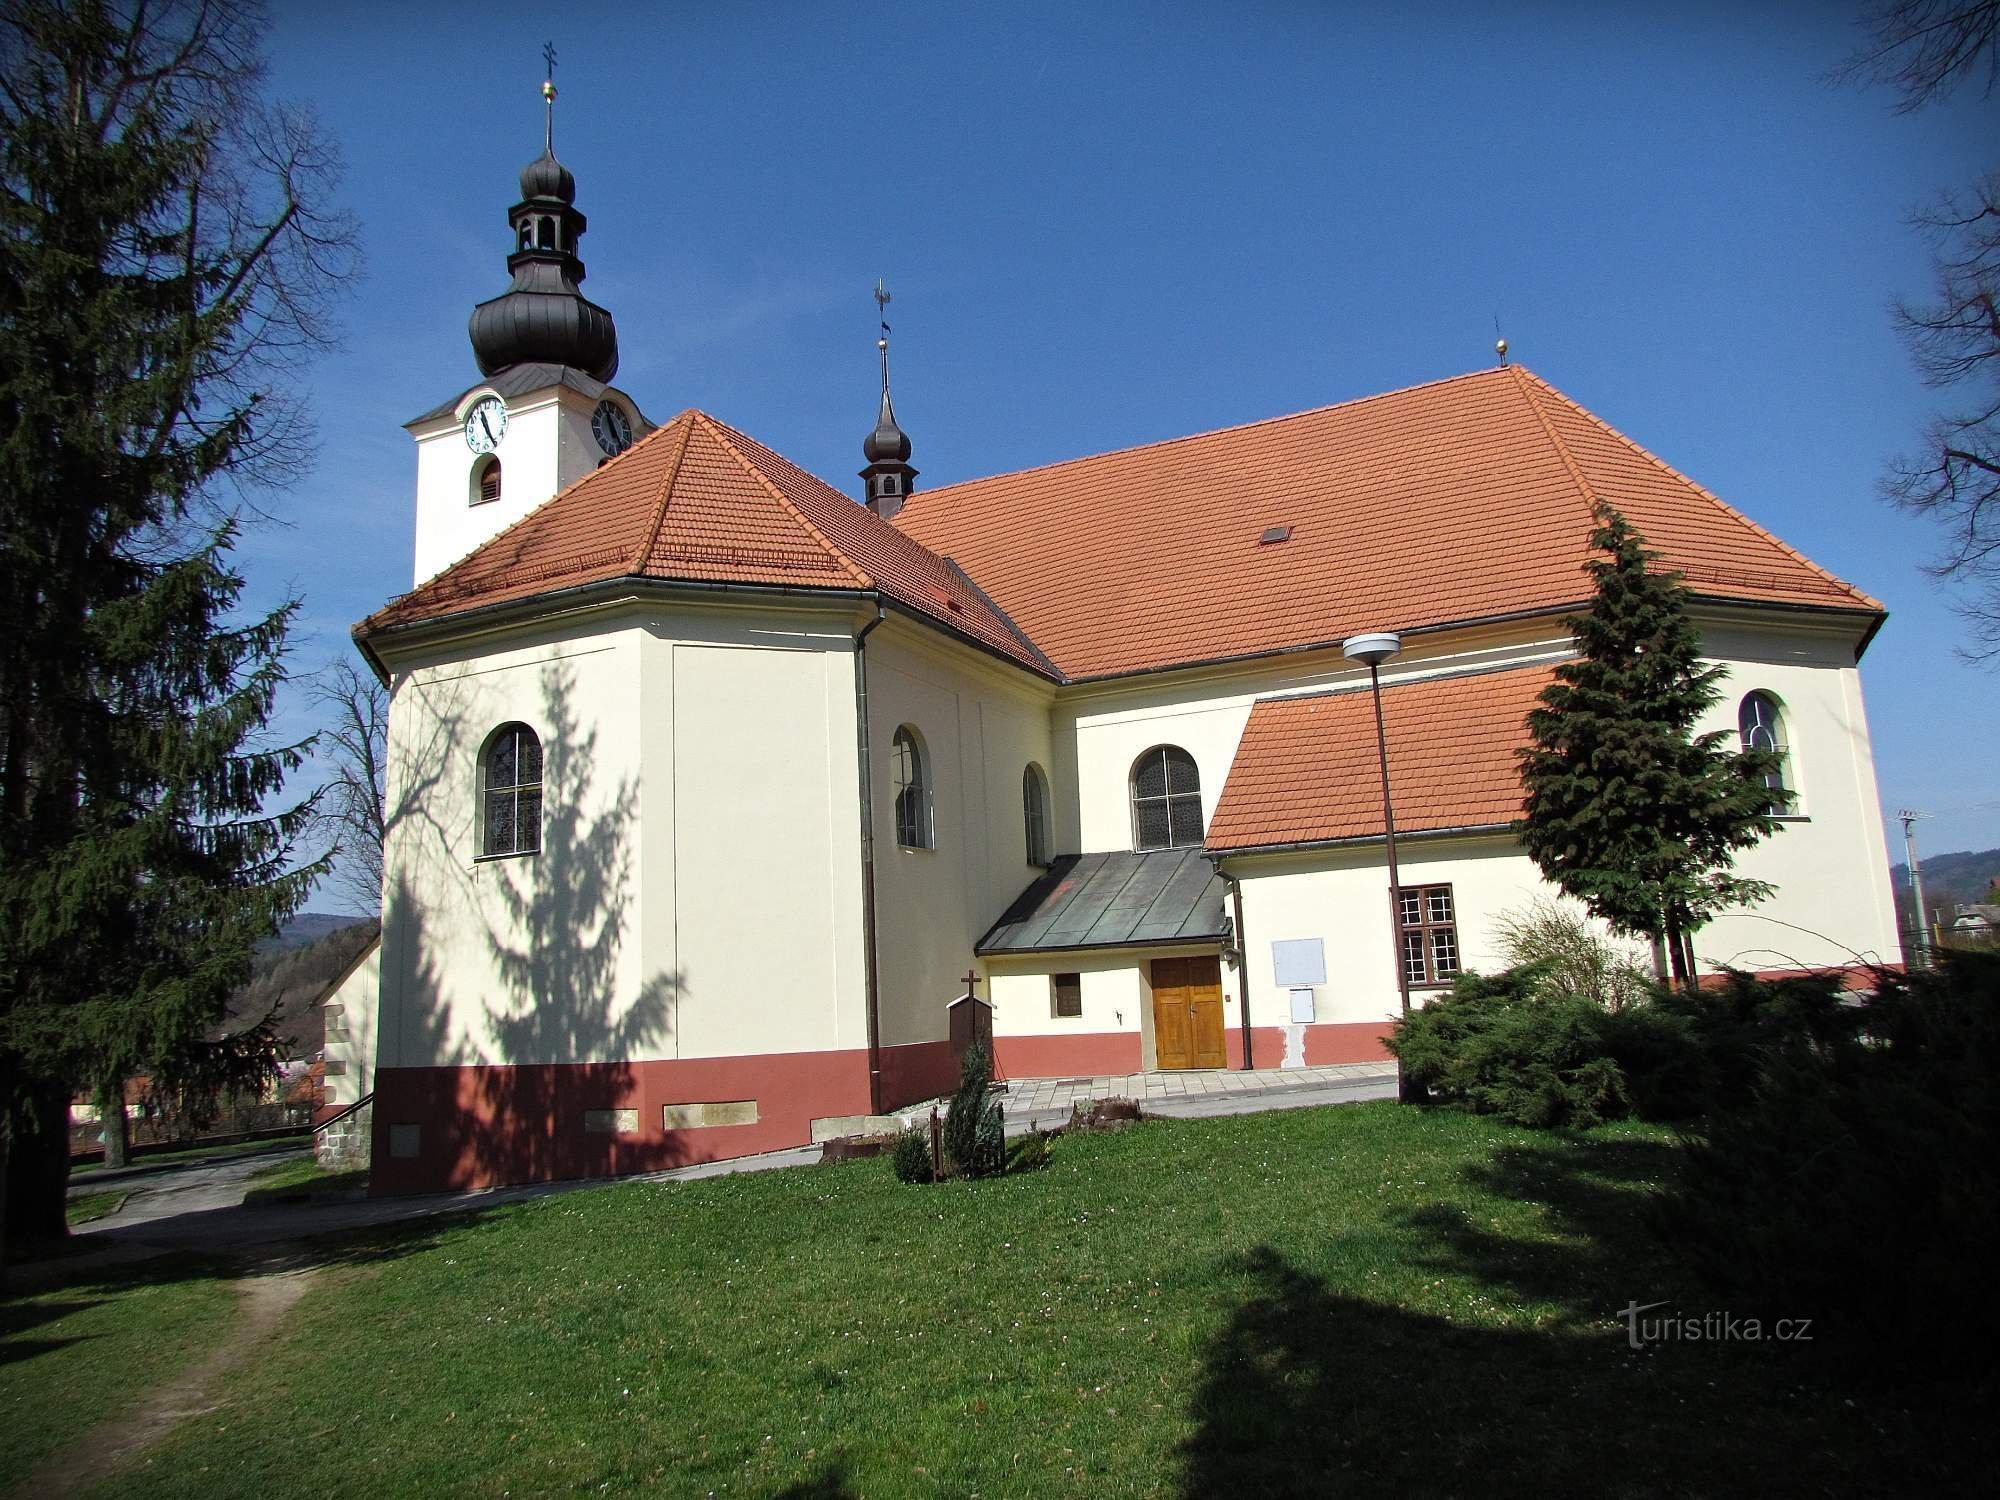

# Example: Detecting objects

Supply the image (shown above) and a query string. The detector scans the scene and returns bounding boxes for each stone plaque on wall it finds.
[662,1100,759,1130]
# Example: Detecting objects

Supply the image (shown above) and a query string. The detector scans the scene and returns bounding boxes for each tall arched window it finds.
[892,726,933,849]
[1131,745,1202,851]
[1738,691,1794,813]
[1023,762,1053,867]
[483,723,543,857]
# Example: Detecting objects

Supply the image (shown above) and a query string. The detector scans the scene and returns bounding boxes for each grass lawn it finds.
[45,1102,1991,1497]
[239,1157,368,1206]
[0,1255,236,1484]
[63,1191,128,1227]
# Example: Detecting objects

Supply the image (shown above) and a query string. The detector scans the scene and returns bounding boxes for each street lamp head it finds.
[1342,631,1402,667]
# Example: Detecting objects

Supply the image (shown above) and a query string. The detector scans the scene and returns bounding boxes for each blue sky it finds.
[245,0,1999,910]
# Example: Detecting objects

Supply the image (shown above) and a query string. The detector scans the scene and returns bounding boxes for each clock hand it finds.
[481,410,495,445]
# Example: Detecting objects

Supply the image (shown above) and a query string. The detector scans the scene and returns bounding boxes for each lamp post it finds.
[1343,631,1417,1103]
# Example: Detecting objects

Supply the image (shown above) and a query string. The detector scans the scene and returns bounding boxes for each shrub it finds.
[1650,967,1859,1110]
[1494,899,1655,1011]
[1660,952,2000,1372]
[1388,968,1635,1128]
[1006,1130,1053,1173]
[941,1042,1006,1180]
[891,1124,933,1184]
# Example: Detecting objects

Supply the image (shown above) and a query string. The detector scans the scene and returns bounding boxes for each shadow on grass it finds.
[1180,1126,1990,1498]
[771,1460,857,1500]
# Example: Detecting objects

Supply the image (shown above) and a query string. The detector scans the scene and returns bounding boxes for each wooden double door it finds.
[1151,955,1227,1070]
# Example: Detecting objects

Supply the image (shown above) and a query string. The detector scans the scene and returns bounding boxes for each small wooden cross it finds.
[961,968,980,998]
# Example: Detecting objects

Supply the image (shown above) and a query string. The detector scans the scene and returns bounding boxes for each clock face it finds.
[463,396,507,454]
[592,399,634,456]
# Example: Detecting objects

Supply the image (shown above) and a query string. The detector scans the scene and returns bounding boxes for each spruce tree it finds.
[1519,505,1784,986]
[0,0,355,1257]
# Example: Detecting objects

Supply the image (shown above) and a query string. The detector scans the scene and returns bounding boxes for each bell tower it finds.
[403,51,649,586]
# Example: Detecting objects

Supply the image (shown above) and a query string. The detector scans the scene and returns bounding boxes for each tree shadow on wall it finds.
[468,660,684,1187]
[1177,1131,1988,1498]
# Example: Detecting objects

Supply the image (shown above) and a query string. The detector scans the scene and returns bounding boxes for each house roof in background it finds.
[358,409,1058,678]
[977,847,1229,955]
[894,365,1880,680]
[1206,662,1559,853]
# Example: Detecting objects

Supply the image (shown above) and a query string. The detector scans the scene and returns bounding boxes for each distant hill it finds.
[257,911,372,957]
[1890,847,2000,924]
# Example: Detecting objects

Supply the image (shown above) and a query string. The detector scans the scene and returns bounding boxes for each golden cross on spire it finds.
[541,42,558,152]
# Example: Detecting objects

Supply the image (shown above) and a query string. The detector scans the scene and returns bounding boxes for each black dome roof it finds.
[863,389,910,463]
[518,149,575,204]
[469,286,618,383]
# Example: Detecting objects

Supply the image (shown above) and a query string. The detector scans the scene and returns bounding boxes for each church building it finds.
[344,94,1901,1194]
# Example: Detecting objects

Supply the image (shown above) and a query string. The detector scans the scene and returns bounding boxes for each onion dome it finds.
[518,149,575,204]
[864,380,912,464]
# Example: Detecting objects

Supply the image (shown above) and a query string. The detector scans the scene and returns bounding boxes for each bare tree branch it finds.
[306,658,386,912]
[1838,0,2000,110]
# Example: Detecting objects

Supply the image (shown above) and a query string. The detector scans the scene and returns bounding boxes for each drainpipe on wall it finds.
[853,603,890,1115]
[1223,869,1254,1070]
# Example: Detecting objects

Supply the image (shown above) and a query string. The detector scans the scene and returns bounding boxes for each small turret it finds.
[860,279,917,519]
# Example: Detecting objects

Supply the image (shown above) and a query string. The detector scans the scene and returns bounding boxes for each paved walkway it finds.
[1001,1062,1395,1115]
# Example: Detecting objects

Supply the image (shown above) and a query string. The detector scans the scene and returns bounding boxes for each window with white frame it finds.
[482,723,543,858]
[892,726,933,849]
[1737,691,1795,813]
[1023,762,1053,867]
[1399,884,1460,987]
[1130,745,1202,851]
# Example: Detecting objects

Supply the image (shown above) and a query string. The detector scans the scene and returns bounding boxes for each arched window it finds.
[471,455,502,505]
[892,726,933,850]
[1131,746,1202,851]
[1023,762,1053,867]
[517,221,533,252]
[483,723,543,857]
[1738,692,1794,813]
[537,216,555,249]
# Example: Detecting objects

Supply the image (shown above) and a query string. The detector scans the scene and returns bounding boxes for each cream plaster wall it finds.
[372,598,869,1074]
[409,381,645,586]
[1686,619,1901,971]
[985,943,1226,1068]
[1230,836,1573,1035]
[865,621,1057,1050]
[321,939,380,1109]
[368,583,1896,1093]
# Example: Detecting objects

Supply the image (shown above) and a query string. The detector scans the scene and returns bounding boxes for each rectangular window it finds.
[1051,972,1082,1018]
[1398,883,1461,987]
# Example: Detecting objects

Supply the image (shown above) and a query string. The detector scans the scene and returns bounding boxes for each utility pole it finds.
[1898,809,1933,969]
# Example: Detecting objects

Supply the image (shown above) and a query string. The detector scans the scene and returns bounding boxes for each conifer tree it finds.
[1518,506,1783,986]
[0,0,356,1258]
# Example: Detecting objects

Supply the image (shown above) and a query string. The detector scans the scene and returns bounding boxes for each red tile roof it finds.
[1205,663,1558,852]
[895,366,1880,680]
[358,410,1056,677]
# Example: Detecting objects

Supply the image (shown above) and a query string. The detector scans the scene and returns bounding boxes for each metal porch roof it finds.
[976,848,1229,956]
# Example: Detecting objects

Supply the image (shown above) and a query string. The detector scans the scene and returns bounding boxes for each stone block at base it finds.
[315,1100,372,1170]
[811,1114,905,1144]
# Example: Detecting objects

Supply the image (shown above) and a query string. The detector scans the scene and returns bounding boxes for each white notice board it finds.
[1272,938,1326,987]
